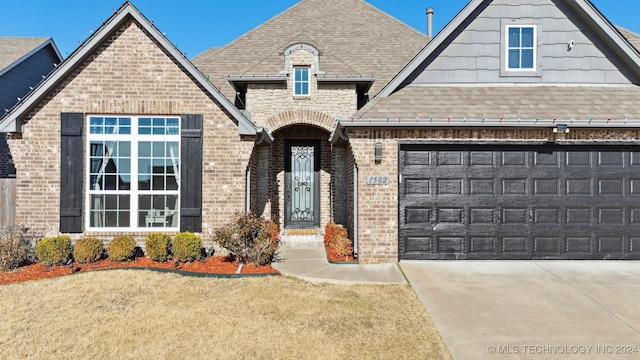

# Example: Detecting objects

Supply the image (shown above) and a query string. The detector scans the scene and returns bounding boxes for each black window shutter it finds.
[60,112,84,233]
[180,114,203,232]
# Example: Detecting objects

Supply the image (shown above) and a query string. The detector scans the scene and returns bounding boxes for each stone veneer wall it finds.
[348,127,640,263]
[244,49,357,127]
[7,19,254,246]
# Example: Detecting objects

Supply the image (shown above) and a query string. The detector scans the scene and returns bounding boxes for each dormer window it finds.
[506,25,536,71]
[294,66,310,96]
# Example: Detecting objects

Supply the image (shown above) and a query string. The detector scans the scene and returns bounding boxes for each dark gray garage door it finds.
[399,144,640,260]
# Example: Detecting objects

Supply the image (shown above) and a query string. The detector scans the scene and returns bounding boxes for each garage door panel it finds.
[566,237,592,253]
[533,152,560,167]
[470,151,495,166]
[399,144,640,260]
[436,151,463,166]
[533,237,562,254]
[502,151,528,166]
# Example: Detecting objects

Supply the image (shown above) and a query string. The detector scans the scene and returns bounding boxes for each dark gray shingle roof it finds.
[192,0,428,99]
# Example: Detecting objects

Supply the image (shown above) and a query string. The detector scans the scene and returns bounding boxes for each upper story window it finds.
[506,25,536,71]
[87,115,180,230]
[294,66,310,96]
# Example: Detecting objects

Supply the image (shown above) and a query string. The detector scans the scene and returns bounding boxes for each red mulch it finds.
[0,256,279,286]
[325,245,358,263]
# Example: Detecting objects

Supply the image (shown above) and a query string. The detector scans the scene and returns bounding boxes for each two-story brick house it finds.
[1,0,640,263]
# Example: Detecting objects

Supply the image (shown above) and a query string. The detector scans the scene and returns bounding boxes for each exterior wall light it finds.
[553,124,570,133]
[375,142,383,164]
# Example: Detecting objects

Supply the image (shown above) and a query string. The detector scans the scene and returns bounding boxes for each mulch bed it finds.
[325,245,358,264]
[0,256,279,286]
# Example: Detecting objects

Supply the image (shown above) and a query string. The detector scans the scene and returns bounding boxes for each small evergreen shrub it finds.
[73,237,103,264]
[173,232,202,262]
[214,213,280,266]
[146,232,172,262]
[0,224,36,271]
[36,235,72,267]
[107,236,137,262]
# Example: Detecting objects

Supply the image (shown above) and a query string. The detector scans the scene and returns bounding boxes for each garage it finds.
[399,144,640,260]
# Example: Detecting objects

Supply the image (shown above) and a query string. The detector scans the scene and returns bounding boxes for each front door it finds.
[285,140,320,228]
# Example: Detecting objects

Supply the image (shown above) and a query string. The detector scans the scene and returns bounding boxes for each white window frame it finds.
[505,25,537,72]
[85,115,180,231]
[293,66,311,96]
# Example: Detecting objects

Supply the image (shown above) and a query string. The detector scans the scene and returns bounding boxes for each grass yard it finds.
[0,270,451,359]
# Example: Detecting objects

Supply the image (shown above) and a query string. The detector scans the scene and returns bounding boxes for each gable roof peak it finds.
[377,0,640,97]
[0,1,264,138]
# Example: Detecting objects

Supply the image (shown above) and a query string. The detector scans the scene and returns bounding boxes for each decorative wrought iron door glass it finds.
[290,145,315,222]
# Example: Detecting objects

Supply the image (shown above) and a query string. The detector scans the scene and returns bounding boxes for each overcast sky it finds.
[0,0,637,58]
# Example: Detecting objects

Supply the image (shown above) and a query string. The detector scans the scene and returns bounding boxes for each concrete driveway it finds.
[401,261,640,359]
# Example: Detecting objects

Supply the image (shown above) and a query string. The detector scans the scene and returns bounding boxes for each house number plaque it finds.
[366,175,391,185]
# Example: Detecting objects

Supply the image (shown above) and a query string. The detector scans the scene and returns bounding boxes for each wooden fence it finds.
[0,179,16,229]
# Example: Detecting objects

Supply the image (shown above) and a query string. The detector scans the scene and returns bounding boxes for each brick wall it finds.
[348,127,640,263]
[7,19,254,245]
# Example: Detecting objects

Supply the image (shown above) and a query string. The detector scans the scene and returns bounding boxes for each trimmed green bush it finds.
[73,237,103,264]
[107,236,137,262]
[0,224,37,271]
[214,213,280,266]
[36,235,72,267]
[173,232,202,262]
[146,232,172,262]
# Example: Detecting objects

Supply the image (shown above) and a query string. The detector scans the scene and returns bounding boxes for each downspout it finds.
[353,163,358,257]
[245,166,251,213]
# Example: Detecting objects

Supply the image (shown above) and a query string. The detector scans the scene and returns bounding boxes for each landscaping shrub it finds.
[36,235,72,267]
[73,237,103,264]
[214,213,280,266]
[0,224,37,271]
[324,222,353,259]
[173,232,202,262]
[107,236,137,262]
[146,232,172,262]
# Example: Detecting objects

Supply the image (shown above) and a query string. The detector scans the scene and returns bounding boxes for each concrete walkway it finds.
[401,261,640,360]
[272,235,406,285]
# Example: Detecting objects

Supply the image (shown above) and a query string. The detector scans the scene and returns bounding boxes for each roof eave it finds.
[227,74,288,92]
[338,118,640,128]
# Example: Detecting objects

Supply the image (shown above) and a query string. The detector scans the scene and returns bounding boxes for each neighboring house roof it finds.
[0,37,61,74]
[339,0,640,135]
[192,0,428,100]
[0,2,262,138]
